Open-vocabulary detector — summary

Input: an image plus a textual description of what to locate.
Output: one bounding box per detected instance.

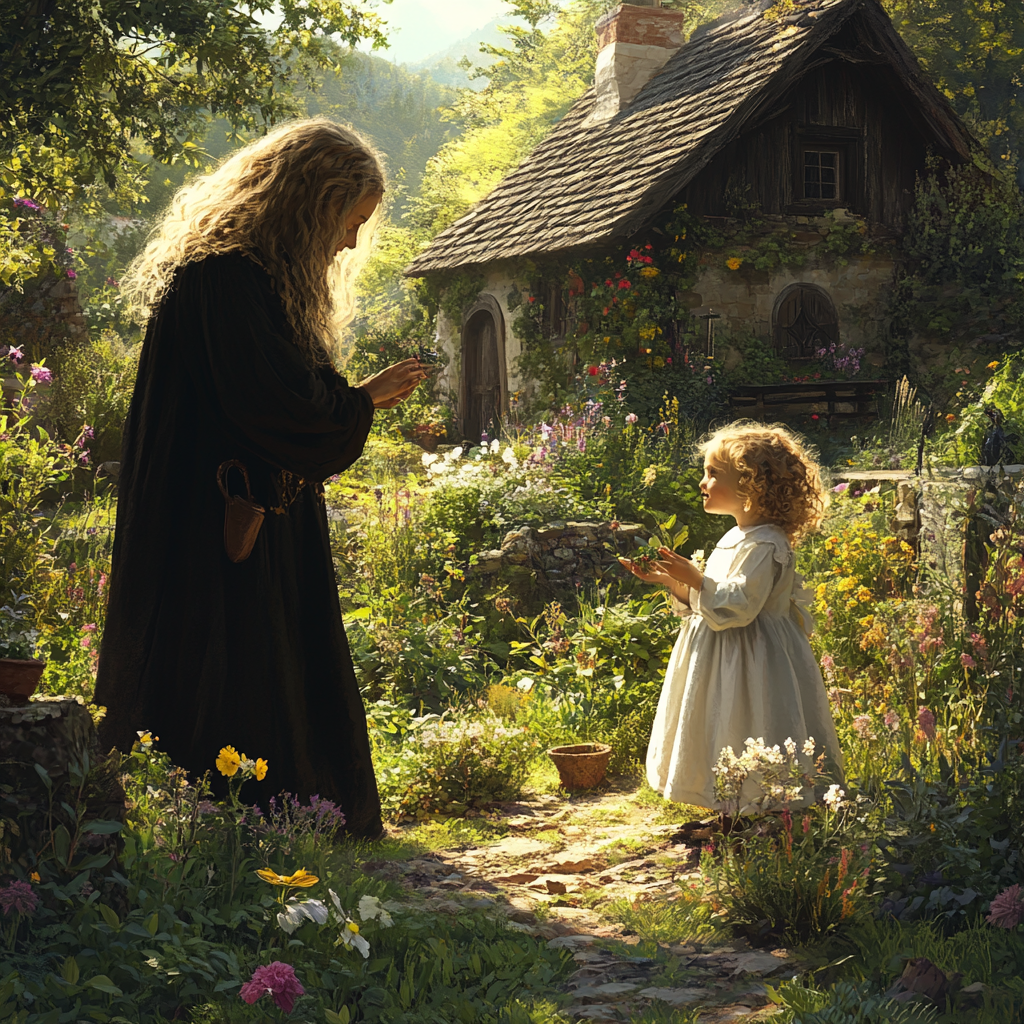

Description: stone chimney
[585,0,687,126]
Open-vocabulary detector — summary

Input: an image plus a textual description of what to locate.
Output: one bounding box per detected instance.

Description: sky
[371,0,510,64]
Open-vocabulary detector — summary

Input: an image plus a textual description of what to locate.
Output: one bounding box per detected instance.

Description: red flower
[528,296,535,304]
[645,243,652,250]
[588,365,600,376]
[666,357,672,364]
[811,414,819,421]
[643,256,653,264]
[618,280,631,289]
[605,279,613,287]
[603,307,609,315]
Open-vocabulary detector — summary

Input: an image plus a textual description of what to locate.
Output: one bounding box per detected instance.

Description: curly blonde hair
[121,118,385,365]
[697,421,828,545]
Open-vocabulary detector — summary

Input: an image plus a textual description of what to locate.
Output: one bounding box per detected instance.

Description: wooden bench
[728,378,888,422]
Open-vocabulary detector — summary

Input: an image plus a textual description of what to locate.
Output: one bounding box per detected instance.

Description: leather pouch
[217,460,265,563]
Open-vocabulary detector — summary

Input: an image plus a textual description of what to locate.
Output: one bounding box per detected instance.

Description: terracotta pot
[547,742,612,790]
[0,658,45,703]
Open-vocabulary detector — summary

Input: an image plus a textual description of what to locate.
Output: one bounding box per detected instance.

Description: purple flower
[986,884,1024,929]
[833,482,849,493]
[30,364,52,384]
[7,345,24,364]
[960,653,976,669]
[0,880,40,916]
[66,269,76,280]
[706,376,713,385]
[240,961,305,1013]
[917,706,937,741]
[78,450,91,466]
[13,197,41,211]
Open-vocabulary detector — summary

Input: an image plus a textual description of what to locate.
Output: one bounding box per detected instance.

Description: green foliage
[768,978,938,1023]
[374,714,536,820]
[46,331,140,466]
[0,0,388,204]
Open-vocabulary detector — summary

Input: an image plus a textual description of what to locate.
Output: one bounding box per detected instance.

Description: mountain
[410,16,523,90]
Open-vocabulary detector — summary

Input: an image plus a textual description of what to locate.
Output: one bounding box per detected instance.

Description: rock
[637,987,705,1006]
[494,872,540,884]
[546,856,598,874]
[572,982,639,1001]
[547,934,599,949]
[487,836,552,859]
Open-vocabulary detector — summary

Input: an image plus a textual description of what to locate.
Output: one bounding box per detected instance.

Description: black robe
[95,253,382,838]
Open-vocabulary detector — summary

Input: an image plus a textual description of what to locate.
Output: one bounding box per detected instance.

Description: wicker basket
[547,743,612,790]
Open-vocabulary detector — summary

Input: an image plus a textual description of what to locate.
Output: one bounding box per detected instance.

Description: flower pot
[547,743,612,790]
[0,658,45,703]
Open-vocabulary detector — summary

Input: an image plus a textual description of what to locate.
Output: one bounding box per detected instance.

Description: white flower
[490,438,500,454]
[276,897,328,935]
[328,889,371,957]
[502,446,518,466]
[516,677,534,692]
[784,737,797,757]
[823,783,845,811]
[422,452,439,467]
[358,894,394,927]
[450,446,464,460]
[802,737,817,758]
[642,466,657,487]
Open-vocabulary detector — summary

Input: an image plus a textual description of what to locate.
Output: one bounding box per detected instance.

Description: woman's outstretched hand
[358,358,430,409]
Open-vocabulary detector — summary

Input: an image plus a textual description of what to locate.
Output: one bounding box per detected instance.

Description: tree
[0,0,390,205]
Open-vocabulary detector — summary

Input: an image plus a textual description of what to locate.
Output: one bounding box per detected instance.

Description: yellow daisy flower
[256,868,320,888]
[726,257,742,270]
[255,758,269,781]
[216,745,241,777]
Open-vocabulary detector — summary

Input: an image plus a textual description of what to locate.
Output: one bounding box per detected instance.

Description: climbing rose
[986,885,1024,929]
[239,961,305,1013]
[0,880,39,916]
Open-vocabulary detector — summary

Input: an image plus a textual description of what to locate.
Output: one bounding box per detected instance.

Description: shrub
[374,715,536,820]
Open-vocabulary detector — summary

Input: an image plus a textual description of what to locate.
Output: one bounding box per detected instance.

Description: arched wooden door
[772,285,839,359]
[460,297,506,444]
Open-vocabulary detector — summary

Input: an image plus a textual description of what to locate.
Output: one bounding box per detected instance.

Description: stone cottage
[405,0,977,441]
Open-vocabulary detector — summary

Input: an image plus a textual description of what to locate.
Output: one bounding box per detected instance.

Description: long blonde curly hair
[697,421,828,545]
[122,118,385,365]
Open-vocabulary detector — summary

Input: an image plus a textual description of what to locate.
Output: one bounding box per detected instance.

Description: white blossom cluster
[422,440,522,484]
[417,717,523,748]
[712,735,821,814]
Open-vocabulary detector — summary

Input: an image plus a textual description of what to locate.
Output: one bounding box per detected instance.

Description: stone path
[367,782,802,1022]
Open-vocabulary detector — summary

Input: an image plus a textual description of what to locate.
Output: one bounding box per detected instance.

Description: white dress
[646,523,842,810]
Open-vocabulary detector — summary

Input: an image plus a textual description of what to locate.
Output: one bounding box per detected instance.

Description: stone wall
[470,520,648,586]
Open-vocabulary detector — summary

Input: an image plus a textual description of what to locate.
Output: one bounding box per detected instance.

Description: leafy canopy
[0,0,390,205]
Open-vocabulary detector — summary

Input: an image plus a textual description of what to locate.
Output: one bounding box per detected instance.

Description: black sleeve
[174,253,374,480]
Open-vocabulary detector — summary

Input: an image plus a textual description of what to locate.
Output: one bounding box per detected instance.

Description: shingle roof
[405,0,975,276]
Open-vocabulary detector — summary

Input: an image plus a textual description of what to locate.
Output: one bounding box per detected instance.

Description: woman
[96,119,425,838]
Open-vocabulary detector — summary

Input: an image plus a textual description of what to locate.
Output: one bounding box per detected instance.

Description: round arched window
[772,285,839,359]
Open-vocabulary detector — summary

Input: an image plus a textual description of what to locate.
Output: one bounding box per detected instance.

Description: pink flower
[802,814,811,834]
[83,623,96,632]
[917,706,937,741]
[986,884,1024,929]
[833,482,849,493]
[852,714,876,740]
[960,653,976,669]
[7,345,24,364]
[0,880,39,916]
[240,961,305,1014]
[80,635,91,649]
[884,709,900,732]
[30,364,52,384]
[66,269,76,279]
[666,356,672,364]
[706,376,713,385]
[625,413,638,424]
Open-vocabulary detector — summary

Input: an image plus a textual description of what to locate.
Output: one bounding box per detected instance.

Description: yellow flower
[255,758,269,781]
[726,257,742,270]
[988,360,999,370]
[347,921,360,934]
[216,746,241,777]
[837,577,857,592]
[856,586,873,603]
[816,583,828,601]
[256,868,320,888]
[639,266,660,278]
[30,871,40,882]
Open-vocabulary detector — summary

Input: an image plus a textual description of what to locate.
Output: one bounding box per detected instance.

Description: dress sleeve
[689,541,778,631]
[176,254,374,481]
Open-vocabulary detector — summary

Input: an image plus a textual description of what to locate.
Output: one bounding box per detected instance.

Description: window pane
[804,149,839,201]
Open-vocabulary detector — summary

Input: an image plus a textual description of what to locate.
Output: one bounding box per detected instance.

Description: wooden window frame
[787,125,864,215]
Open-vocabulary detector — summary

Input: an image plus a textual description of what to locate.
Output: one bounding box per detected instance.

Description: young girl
[622,421,842,811]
